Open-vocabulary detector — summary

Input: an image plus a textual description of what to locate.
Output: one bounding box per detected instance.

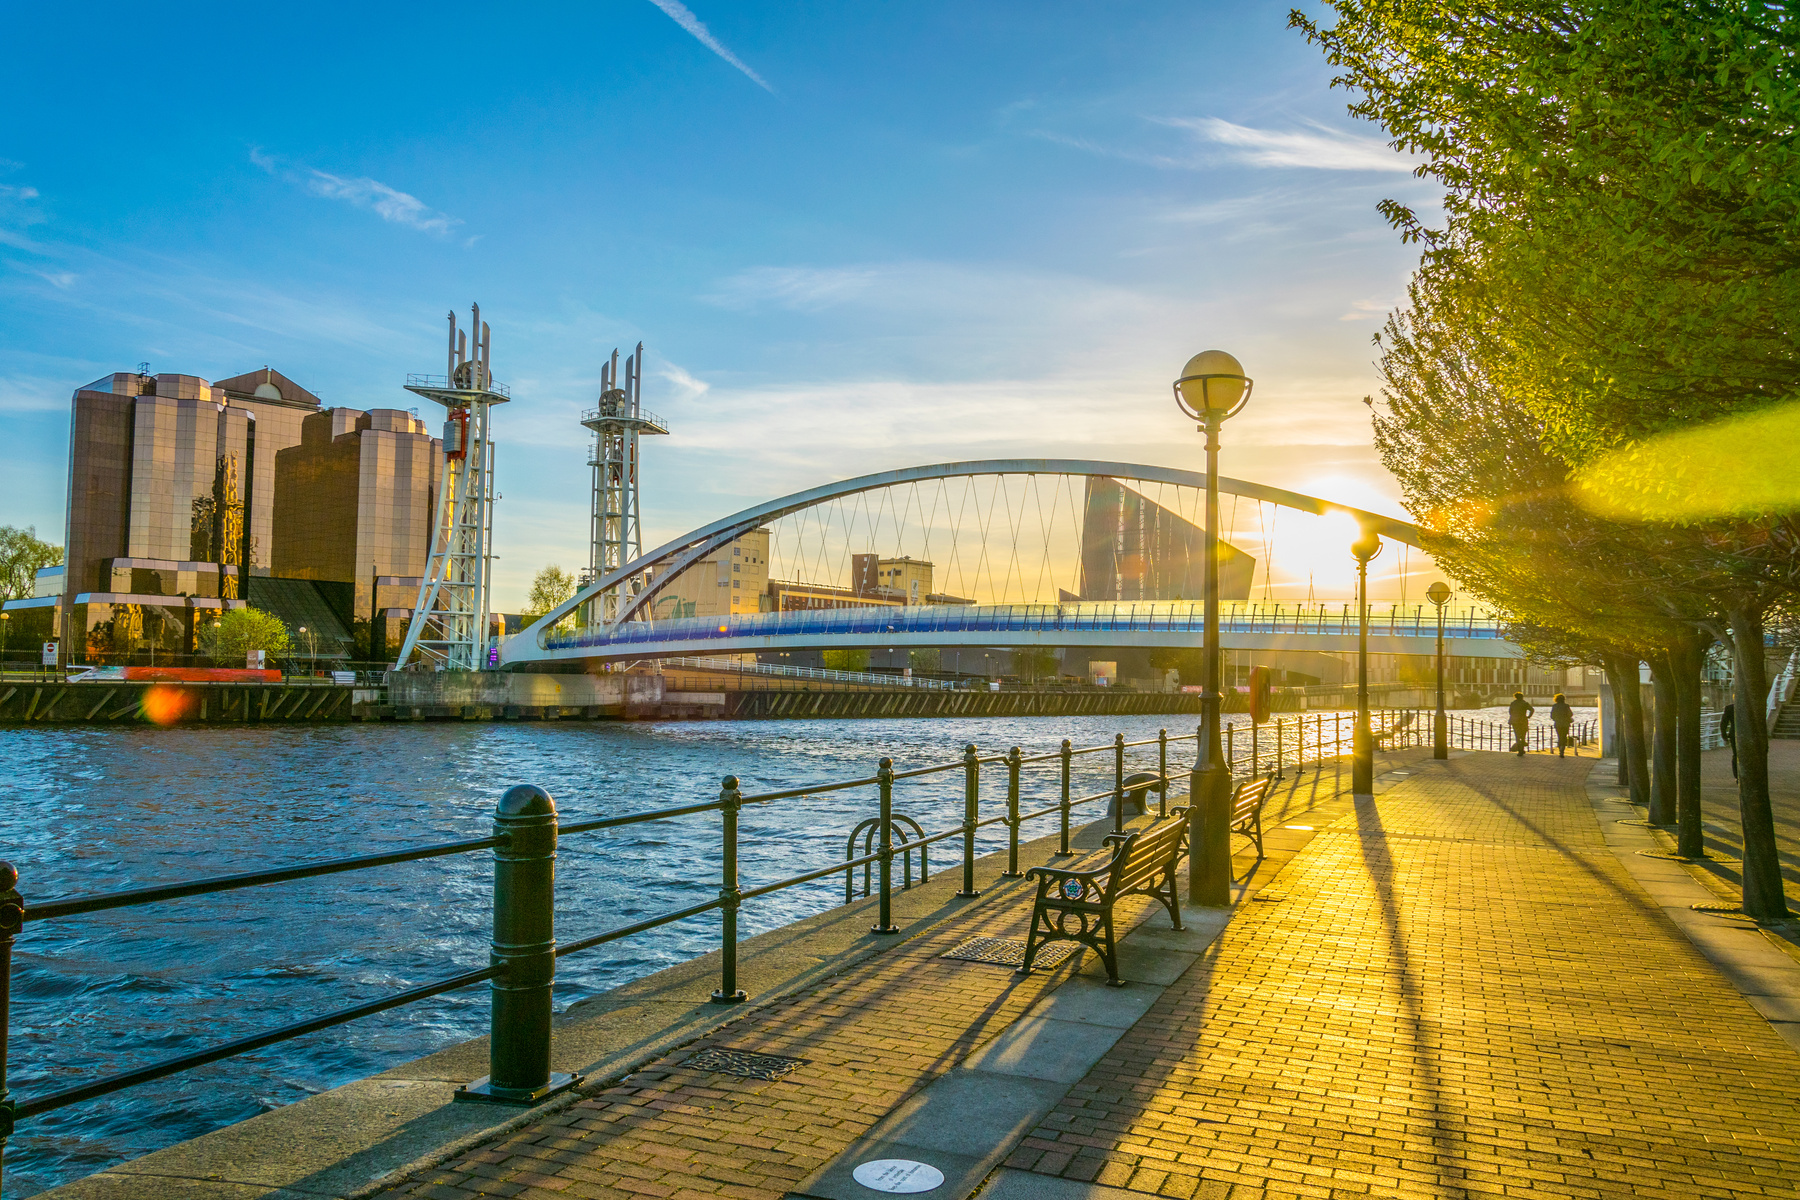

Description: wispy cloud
[0,180,50,253]
[1164,118,1421,173]
[645,0,773,93]
[250,148,463,237]
[705,266,878,312]
[1339,297,1395,322]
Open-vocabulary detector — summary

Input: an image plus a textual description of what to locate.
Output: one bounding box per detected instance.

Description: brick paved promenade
[378,753,1800,1200]
[1009,753,1800,1199]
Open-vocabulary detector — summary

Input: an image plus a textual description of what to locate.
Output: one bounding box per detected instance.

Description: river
[0,704,1588,1196]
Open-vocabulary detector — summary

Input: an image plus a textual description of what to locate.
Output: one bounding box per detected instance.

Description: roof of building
[212,367,322,409]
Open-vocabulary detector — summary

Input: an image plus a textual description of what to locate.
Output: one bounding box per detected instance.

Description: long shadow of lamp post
[1352,527,1383,799]
[1427,580,1452,760]
[1173,349,1253,906]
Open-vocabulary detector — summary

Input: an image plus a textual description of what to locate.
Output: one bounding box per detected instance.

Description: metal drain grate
[941,935,1079,970]
[684,1047,809,1081]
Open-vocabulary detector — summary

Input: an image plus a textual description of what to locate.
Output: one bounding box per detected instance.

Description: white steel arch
[510,459,1427,659]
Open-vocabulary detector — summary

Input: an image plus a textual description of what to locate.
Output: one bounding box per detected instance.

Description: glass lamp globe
[1176,350,1249,416]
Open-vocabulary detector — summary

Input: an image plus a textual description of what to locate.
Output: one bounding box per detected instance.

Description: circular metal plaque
[851,1158,945,1193]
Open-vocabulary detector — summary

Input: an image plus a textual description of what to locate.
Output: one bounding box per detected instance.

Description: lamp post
[1426,581,1452,760]
[1351,528,1383,798]
[1173,349,1253,906]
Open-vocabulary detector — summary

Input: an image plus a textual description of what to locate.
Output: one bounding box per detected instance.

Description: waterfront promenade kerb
[56,745,1798,1200]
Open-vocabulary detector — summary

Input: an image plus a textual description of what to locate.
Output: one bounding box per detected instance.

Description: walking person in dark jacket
[1550,693,1574,757]
[1721,702,1737,779]
[1508,691,1535,756]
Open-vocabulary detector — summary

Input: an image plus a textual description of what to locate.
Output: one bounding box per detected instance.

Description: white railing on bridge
[543,600,1507,653]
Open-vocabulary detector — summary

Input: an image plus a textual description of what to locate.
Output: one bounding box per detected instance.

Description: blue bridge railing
[544,601,1508,653]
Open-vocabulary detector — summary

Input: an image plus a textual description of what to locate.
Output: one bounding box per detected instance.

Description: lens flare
[141,685,197,726]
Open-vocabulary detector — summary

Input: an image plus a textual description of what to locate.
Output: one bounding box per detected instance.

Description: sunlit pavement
[375,752,1800,1200]
[1006,752,1800,1199]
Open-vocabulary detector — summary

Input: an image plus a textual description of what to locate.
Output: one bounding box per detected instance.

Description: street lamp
[1426,581,1452,760]
[1173,349,1253,906]
[1351,528,1383,798]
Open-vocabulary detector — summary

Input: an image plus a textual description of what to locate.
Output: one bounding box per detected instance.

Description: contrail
[645,0,773,92]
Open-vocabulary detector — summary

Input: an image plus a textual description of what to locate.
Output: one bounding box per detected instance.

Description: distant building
[645,528,773,620]
[273,406,441,653]
[56,366,442,665]
[1076,477,1254,602]
[774,554,973,613]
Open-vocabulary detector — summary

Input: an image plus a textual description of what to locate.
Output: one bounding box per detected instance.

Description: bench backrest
[1104,814,1188,899]
[1231,775,1273,822]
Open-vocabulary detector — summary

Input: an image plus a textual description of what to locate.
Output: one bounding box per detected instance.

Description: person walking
[1550,693,1574,757]
[1508,691,1535,756]
[1721,702,1738,780]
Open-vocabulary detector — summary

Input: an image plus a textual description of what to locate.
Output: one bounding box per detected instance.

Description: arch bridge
[498,459,1514,668]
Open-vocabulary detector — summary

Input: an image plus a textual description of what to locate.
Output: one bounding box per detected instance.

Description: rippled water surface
[0,713,1268,1197]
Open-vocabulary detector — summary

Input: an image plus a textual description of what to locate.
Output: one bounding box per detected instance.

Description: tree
[908,648,941,673]
[1146,646,1205,685]
[1013,647,1059,682]
[197,607,291,661]
[526,565,577,617]
[525,564,579,633]
[1298,0,1800,919]
[0,526,62,602]
[823,649,871,672]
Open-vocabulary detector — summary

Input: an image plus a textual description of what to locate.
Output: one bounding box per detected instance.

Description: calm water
[0,713,1246,1197]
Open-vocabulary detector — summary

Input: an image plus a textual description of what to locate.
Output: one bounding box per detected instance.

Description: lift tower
[581,344,668,624]
[396,304,510,669]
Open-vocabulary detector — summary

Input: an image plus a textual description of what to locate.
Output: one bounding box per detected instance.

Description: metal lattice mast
[582,343,667,625]
[396,303,511,670]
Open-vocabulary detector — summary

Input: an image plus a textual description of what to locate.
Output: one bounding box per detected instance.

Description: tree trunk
[1727,600,1788,920]
[1670,631,1710,859]
[1606,655,1650,807]
[1648,654,1678,825]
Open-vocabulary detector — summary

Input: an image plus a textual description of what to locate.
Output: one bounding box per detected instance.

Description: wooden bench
[1231,773,1275,858]
[1016,811,1188,986]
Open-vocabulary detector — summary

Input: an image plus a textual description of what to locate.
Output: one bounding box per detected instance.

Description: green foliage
[822,648,871,672]
[1146,646,1205,685]
[197,607,292,659]
[527,565,577,616]
[526,564,579,631]
[1012,647,1059,681]
[0,525,63,602]
[908,648,941,672]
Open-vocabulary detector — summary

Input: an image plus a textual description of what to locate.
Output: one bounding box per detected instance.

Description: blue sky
[1,1,1443,606]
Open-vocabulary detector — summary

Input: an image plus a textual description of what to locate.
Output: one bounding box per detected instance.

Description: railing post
[712,776,748,1002]
[0,862,21,1193]
[1001,746,1024,877]
[460,785,575,1103]
[1058,738,1073,855]
[1112,733,1126,834]
[958,744,981,896]
[1250,721,1259,776]
[1275,719,1284,780]
[1157,728,1169,817]
[872,758,898,933]
[1226,723,1235,773]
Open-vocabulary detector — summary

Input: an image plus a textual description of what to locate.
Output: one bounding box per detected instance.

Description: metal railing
[545,601,1510,652]
[660,655,960,690]
[0,706,1461,1186]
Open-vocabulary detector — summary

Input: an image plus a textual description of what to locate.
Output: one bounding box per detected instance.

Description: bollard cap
[498,784,556,817]
[0,861,14,891]
[722,775,740,790]
[964,743,978,754]
[878,757,892,770]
